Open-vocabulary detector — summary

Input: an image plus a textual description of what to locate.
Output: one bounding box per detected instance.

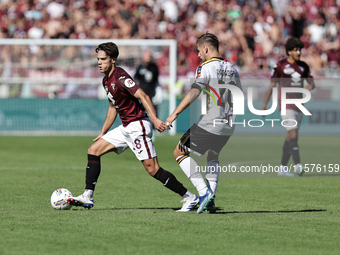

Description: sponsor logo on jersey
[291,72,301,78]
[111,83,115,91]
[124,78,135,88]
[283,67,295,75]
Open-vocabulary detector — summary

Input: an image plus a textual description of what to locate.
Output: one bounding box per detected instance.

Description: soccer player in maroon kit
[68,42,198,210]
[261,37,315,176]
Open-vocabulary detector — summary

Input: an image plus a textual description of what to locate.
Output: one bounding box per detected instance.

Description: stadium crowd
[0,0,340,77]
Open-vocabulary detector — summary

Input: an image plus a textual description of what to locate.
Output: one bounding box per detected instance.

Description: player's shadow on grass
[72,207,326,213]
[81,207,181,211]
[212,208,326,214]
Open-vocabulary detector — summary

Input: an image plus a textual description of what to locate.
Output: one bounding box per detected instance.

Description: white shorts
[101,118,157,161]
[281,109,303,131]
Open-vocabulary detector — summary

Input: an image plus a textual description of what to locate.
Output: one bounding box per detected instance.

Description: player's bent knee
[87,146,97,156]
[173,148,183,159]
[173,144,187,159]
[173,148,179,159]
[87,139,114,156]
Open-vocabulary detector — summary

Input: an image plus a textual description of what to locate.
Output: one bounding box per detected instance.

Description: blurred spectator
[28,20,44,39]
[161,0,179,23]
[308,13,326,44]
[46,0,65,19]
[288,1,307,38]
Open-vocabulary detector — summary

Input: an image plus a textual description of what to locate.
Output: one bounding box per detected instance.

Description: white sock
[176,155,207,196]
[206,160,219,194]
[83,189,93,198]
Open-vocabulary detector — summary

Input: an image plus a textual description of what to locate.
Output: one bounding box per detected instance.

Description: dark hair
[285,37,304,55]
[95,42,119,60]
[196,32,219,52]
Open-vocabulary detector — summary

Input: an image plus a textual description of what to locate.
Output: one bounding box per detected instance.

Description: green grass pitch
[0,134,339,255]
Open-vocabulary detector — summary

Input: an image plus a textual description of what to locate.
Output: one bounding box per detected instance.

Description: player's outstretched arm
[93,102,117,141]
[165,88,201,128]
[261,81,276,116]
[134,88,167,133]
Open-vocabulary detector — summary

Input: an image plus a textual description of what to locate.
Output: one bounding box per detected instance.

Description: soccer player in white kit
[166,33,242,213]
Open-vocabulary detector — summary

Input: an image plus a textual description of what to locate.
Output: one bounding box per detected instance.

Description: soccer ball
[50,188,73,210]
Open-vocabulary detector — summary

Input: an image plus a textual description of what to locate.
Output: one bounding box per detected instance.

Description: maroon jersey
[271,58,313,112]
[102,67,147,126]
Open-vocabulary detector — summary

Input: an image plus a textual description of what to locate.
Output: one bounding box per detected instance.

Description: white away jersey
[192,57,242,136]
